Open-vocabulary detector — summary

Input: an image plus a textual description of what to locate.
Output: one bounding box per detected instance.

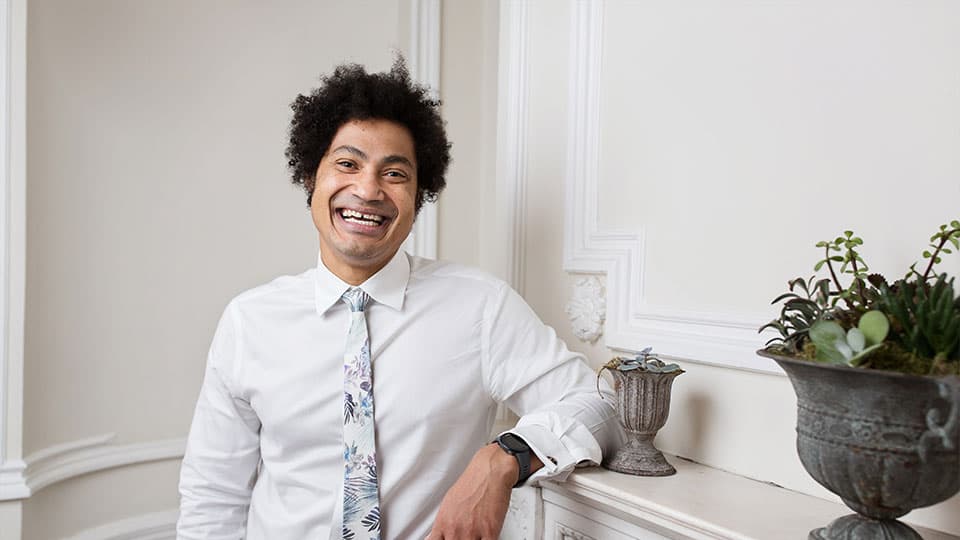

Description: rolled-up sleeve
[482,282,623,485]
[178,303,262,539]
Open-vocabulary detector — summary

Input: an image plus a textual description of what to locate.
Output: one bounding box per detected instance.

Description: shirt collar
[314,249,409,315]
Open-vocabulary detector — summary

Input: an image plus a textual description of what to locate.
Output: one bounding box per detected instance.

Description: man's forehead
[327,119,416,162]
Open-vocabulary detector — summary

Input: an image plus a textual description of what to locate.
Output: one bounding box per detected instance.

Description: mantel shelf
[539,456,958,540]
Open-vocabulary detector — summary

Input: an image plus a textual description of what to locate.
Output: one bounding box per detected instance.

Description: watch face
[499,433,530,453]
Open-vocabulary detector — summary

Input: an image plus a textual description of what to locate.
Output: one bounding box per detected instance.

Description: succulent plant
[602,347,682,374]
[597,347,683,397]
[759,276,831,354]
[761,220,960,375]
[809,310,889,366]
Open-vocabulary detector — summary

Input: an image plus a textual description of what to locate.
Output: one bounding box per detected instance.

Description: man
[177,60,620,539]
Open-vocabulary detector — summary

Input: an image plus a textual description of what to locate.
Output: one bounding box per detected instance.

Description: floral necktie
[340,288,381,539]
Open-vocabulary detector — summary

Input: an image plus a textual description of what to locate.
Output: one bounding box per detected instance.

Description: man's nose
[353,169,384,201]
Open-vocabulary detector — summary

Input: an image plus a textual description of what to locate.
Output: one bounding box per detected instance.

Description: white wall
[511,0,960,535]
[19,1,400,538]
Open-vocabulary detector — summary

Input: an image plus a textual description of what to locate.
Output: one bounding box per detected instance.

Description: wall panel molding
[0,434,185,501]
[0,0,27,504]
[561,0,775,373]
[406,0,441,260]
[495,0,529,294]
[0,456,26,499]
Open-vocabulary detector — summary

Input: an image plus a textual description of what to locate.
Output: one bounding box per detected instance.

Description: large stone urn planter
[758,350,960,540]
[602,366,683,476]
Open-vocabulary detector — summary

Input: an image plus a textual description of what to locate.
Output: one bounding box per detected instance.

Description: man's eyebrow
[329,146,413,168]
[330,145,367,160]
[381,155,415,168]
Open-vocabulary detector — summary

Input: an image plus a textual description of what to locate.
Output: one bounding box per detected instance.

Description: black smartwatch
[496,433,533,488]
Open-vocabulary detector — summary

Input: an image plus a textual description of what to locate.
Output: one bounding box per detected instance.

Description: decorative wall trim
[0,434,186,501]
[0,456,26,499]
[407,0,441,260]
[495,0,530,294]
[565,276,605,344]
[63,509,178,540]
[561,0,776,373]
[556,523,597,540]
[0,0,27,496]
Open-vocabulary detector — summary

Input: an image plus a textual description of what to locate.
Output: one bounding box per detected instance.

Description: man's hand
[426,443,541,540]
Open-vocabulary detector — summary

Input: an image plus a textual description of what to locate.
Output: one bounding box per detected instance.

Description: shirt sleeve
[177,302,262,539]
[482,281,623,485]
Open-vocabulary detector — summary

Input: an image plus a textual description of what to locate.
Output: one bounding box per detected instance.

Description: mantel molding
[561,0,777,373]
[541,462,957,540]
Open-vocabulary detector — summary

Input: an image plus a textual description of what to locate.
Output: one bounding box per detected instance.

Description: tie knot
[341,288,370,312]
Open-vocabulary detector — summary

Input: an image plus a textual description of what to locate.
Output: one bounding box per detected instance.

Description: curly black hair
[285,58,451,212]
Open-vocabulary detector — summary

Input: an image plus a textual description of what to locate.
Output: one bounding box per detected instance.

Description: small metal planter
[759,350,960,540]
[602,365,684,476]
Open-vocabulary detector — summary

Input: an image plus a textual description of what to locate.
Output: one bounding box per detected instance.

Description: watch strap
[496,433,532,488]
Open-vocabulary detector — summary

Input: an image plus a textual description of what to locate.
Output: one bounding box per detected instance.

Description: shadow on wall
[670,391,710,456]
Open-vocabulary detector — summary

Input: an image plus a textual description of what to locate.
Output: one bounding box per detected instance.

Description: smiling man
[313,119,417,285]
[177,60,621,540]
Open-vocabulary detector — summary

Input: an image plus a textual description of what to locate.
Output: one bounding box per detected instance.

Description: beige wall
[22,0,400,537]
[437,1,500,273]
[22,461,180,540]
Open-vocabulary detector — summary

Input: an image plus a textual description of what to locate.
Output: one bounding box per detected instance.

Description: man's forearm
[427,443,542,539]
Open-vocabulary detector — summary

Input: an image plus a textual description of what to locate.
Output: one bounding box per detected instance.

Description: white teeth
[340,209,384,224]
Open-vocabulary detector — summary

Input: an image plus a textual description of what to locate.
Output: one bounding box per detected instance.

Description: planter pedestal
[759,350,960,540]
[811,514,922,540]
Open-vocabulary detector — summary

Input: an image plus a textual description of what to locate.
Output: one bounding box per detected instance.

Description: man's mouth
[338,208,388,227]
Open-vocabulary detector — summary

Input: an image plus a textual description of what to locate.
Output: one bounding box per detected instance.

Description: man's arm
[484,281,621,482]
[428,282,622,538]
[177,304,262,540]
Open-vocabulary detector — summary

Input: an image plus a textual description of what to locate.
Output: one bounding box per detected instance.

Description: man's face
[312,119,418,284]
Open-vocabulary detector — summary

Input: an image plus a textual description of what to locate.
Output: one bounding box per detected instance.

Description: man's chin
[334,243,399,268]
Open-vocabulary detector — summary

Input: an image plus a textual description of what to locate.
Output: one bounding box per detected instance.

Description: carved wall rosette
[565,276,606,343]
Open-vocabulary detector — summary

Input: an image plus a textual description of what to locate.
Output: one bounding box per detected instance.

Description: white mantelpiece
[505,457,959,540]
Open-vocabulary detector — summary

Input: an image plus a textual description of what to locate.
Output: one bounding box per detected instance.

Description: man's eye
[336,160,356,169]
[384,170,407,179]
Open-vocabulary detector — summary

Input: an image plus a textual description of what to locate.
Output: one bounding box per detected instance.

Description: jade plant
[761,220,960,376]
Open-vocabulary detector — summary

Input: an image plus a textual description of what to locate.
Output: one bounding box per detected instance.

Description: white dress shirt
[177,250,621,539]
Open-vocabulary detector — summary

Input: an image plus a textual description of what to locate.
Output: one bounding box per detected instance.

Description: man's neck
[320,253,390,286]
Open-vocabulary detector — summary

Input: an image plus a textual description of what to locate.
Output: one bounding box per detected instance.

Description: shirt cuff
[500,411,603,486]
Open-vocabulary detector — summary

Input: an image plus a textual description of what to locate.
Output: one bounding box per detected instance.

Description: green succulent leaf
[846,328,866,353]
[849,343,884,366]
[810,321,850,365]
[858,311,890,346]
